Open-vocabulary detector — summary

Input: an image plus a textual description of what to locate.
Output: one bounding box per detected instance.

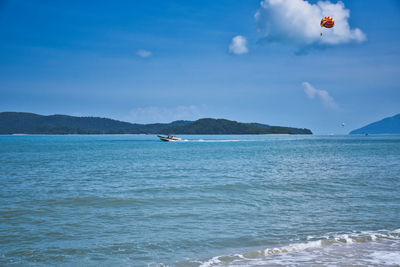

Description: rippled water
[1,135,399,266]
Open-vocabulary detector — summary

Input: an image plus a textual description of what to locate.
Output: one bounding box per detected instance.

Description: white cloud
[229,35,249,55]
[136,49,152,58]
[255,0,366,45]
[302,82,340,110]
[127,105,206,123]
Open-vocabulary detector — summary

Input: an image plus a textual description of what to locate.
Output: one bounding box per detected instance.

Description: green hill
[0,112,143,134]
[0,112,312,135]
[160,118,311,135]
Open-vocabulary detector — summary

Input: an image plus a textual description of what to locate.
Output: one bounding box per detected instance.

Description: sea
[0,134,399,266]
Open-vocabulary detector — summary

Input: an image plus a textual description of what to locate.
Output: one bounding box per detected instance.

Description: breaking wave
[196,229,400,266]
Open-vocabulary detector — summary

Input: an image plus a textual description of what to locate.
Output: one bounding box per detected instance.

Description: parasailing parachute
[320,16,335,28]
[320,16,334,36]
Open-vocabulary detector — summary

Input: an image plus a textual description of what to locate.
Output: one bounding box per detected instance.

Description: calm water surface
[0,135,399,266]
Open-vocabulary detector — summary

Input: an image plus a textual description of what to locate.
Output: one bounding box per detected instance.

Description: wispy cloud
[302,82,340,110]
[127,105,206,123]
[229,35,249,55]
[255,0,366,45]
[136,49,152,58]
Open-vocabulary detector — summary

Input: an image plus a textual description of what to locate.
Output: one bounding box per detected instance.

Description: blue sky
[0,0,399,134]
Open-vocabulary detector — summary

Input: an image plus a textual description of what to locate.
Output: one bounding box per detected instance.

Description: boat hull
[157,135,181,142]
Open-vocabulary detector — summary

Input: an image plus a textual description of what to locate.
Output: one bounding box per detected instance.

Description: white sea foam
[199,256,222,267]
[197,229,400,266]
[264,239,322,255]
[368,251,400,265]
[147,263,171,267]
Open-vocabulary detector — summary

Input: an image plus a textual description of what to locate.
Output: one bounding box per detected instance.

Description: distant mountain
[0,112,312,135]
[160,118,311,135]
[350,113,400,134]
[0,112,142,134]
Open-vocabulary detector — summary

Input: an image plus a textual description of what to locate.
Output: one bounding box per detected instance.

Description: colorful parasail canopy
[320,16,335,28]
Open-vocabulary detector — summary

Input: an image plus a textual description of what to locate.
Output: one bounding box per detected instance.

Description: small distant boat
[157,135,181,142]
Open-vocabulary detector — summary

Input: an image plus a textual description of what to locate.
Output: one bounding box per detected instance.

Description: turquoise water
[1,135,400,266]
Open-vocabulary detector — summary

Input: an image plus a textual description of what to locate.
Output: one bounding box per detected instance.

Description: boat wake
[195,139,242,142]
[180,139,255,143]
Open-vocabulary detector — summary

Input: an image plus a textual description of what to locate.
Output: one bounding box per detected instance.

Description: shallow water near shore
[1,134,399,266]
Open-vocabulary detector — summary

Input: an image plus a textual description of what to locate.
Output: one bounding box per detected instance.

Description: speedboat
[157,135,181,142]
